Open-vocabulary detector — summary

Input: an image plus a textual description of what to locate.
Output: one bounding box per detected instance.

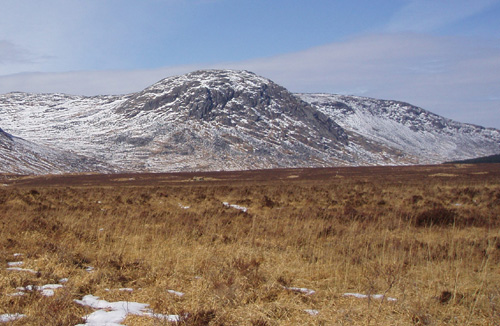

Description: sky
[1,0,499,129]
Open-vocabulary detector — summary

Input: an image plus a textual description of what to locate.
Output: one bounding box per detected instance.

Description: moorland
[1,164,499,325]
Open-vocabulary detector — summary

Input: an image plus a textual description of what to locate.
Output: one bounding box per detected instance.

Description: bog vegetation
[0,164,499,325]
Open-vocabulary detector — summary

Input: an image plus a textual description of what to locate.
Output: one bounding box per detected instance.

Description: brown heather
[0,164,499,325]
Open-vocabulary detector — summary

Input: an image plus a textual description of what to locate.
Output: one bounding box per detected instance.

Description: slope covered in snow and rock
[0,128,112,175]
[298,93,500,164]
[0,69,498,174]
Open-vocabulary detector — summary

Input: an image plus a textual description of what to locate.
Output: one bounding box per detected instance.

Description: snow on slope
[0,128,112,174]
[0,70,353,172]
[299,93,500,164]
[0,70,499,175]
[111,69,353,170]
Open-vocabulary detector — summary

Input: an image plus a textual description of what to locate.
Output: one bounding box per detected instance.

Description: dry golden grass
[0,164,499,325]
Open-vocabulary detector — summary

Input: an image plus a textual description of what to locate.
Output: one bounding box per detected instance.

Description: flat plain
[1,164,499,325]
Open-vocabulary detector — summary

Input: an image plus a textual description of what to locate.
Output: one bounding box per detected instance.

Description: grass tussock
[0,164,500,325]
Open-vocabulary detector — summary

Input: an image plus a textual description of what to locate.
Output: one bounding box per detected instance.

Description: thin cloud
[0,41,33,64]
[231,33,469,92]
[231,33,500,128]
[386,0,500,32]
[0,65,202,95]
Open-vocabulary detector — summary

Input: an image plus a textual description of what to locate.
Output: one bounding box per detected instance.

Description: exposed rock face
[0,69,499,174]
[0,128,13,144]
[115,69,355,171]
[116,69,348,149]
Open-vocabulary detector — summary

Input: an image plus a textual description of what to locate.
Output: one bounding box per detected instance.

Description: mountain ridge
[0,69,499,174]
[299,93,500,164]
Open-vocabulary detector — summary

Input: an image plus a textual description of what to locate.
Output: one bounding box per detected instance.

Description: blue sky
[1,0,499,128]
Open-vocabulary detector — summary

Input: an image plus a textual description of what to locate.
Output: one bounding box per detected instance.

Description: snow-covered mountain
[0,69,498,174]
[298,94,500,163]
[0,128,113,175]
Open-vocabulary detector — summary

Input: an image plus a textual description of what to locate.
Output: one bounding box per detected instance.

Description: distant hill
[446,154,500,164]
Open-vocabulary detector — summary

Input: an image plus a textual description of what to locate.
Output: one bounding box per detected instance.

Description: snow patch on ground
[75,295,182,325]
[223,202,248,213]
[13,284,64,297]
[6,267,38,274]
[0,314,25,323]
[178,203,190,209]
[6,260,37,273]
[283,286,316,296]
[167,289,185,297]
[343,292,397,301]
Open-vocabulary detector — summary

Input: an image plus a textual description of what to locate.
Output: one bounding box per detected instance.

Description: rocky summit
[0,69,499,174]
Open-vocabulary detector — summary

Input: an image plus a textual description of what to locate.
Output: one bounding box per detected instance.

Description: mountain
[0,69,499,174]
[0,70,357,172]
[298,94,500,164]
[0,128,113,175]
[110,69,351,170]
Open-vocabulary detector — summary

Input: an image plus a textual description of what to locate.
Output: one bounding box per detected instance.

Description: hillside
[299,93,500,164]
[0,128,113,175]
